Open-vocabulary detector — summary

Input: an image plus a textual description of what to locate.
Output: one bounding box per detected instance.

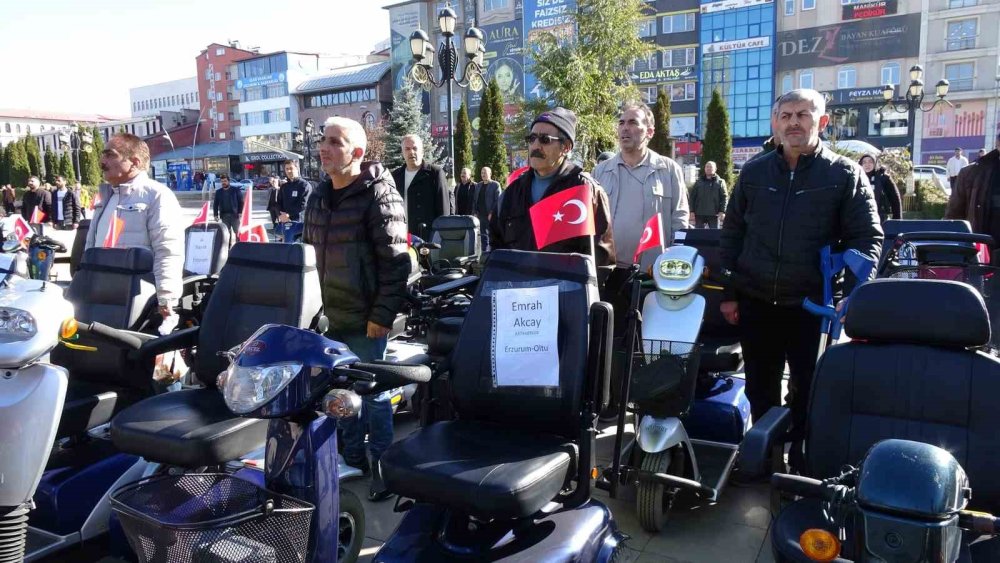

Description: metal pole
[446,37,456,181]
[72,135,81,181]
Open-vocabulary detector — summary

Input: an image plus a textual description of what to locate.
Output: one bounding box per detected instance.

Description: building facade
[196,41,260,144]
[0,109,124,148]
[129,77,199,118]
[917,0,1000,164]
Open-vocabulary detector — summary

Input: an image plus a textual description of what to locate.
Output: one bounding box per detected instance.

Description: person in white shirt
[947,148,970,186]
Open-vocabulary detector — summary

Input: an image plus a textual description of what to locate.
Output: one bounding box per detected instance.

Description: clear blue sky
[0,0,398,116]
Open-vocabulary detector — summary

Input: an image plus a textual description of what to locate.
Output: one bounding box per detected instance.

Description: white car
[912,165,951,196]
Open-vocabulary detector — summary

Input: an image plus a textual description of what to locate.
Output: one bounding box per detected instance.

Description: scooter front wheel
[636,447,685,533]
[338,488,366,563]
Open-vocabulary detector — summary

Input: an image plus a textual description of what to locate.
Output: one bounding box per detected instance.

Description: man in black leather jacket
[302,116,410,502]
[720,89,882,437]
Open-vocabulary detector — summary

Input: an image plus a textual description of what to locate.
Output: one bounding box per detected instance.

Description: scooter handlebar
[959,510,1000,535]
[771,473,830,501]
[350,361,432,394]
[79,321,145,351]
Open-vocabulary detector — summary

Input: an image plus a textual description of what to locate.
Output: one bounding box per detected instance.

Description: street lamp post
[879,65,952,152]
[58,122,93,180]
[409,7,487,180]
[304,118,315,179]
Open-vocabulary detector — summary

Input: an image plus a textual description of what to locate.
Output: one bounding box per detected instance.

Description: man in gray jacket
[689,161,727,228]
[88,133,185,319]
[474,166,501,250]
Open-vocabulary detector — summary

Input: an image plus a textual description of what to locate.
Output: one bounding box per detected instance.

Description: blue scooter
[103,323,431,563]
[277,220,304,244]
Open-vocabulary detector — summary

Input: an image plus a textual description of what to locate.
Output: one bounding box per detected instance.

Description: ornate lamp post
[57,122,94,180]
[304,118,315,179]
[879,64,952,115]
[409,7,486,179]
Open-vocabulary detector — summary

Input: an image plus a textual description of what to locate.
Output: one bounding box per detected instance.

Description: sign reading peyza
[492,285,560,387]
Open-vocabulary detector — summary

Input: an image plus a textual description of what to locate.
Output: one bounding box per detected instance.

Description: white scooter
[0,252,75,560]
[600,245,754,532]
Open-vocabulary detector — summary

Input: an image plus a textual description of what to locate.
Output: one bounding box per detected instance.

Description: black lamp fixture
[409,6,487,179]
[879,64,952,115]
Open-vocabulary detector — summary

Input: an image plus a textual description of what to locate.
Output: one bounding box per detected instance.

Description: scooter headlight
[221,362,303,414]
[0,307,36,340]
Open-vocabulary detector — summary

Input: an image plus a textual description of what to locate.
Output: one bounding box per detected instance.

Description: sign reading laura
[492,285,560,387]
[777,12,919,71]
[629,66,696,85]
[843,0,897,20]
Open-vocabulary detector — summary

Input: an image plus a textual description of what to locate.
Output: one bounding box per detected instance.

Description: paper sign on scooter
[492,285,560,387]
[184,231,216,275]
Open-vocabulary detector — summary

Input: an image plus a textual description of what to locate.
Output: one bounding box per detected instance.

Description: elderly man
[490,107,615,271]
[593,101,689,270]
[302,116,410,502]
[689,161,727,228]
[473,166,502,250]
[87,133,185,321]
[454,167,476,216]
[391,134,450,240]
[720,89,882,445]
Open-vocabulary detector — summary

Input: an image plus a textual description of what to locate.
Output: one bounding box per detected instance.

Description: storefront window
[869,108,909,137]
[826,108,860,139]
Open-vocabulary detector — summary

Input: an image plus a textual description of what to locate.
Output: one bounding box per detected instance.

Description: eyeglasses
[525,133,564,146]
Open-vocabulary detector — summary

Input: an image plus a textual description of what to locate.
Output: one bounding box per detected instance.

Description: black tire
[636,447,685,533]
[338,488,366,563]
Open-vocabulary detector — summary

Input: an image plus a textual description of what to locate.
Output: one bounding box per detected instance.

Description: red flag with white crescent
[11,216,32,243]
[528,184,595,249]
[102,209,124,248]
[192,202,210,225]
[633,213,664,264]
[506,166,530,187]
[239,223,269,243]
[239,189,252,231]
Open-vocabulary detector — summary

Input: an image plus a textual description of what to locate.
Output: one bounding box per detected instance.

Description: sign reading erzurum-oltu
[492,285,560,387]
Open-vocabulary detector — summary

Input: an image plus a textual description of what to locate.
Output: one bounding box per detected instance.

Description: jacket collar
[775,142,825,172]
[107,171,149,197]
[323,161,389,199]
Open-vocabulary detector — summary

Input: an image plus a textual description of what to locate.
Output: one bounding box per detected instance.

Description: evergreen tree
[9,142,30,187]
[649,88,673,158]
[475,79,509,182]
[383,80,440,171]
[59,151,76,184]
[23,135,43,179]
[80,128,103,186]
[0,143,10,186]
[453,102,475,176]
[43,149,57,184]
[702,89,733,189]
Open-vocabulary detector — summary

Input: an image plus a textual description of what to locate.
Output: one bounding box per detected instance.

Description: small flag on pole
[633,213,664,264]
[29,207,46,224]
[528,184,595,249]
[102,209,124,248]
[192,202,210,225]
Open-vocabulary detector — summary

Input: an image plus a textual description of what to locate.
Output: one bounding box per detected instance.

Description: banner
[776,13,920,71]
[920,100,989,165]
[471,21,525,110]
[522,0,577,101]
[389,3,424,90]
[701,0,773,13]
[703,36,770,55]
[185,231,216,275]
[630,66,696,86]
[843,0,897,21]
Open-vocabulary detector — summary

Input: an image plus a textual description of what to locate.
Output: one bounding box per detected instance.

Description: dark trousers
[695,215,719,229]
[220,213,239,237]
[738,297,822,433]
[332,331,392,465]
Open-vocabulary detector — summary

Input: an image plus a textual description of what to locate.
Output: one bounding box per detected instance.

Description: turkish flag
[507,166,530,187]
[11,216,32,243]
[102,209,124,248]
[29,207,46,224]
[239,189,252,231]
[192,202,210,225]
[239,223,269,243]
[633,213,664,263]
[529,184,595,249]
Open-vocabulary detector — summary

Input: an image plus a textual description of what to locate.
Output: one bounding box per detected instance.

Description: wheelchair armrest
[738,406,792,478]
[137,326,200,363]
[424,275,479,297]
[454,255,474,267]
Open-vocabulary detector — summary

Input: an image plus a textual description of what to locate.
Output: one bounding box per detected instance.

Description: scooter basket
[629,340,701,418]
[110,473,313,563]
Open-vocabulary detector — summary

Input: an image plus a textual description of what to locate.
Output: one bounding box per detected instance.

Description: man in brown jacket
[945,131,1000,243]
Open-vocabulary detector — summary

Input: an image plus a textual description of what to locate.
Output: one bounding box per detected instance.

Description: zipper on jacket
[772,169,794,304]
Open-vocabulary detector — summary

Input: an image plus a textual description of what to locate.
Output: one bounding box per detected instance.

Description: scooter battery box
[685,376,751,444]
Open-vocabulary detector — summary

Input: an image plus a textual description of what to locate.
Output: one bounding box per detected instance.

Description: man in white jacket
[87,133,185,319]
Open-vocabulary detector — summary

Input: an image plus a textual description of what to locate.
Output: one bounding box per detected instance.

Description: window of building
[641,86,658,104]
[216,48,225,56]
[781,74,793,94]
[216,92,223,102]
[215,72,221,81]
[826,108,860,139]
[662,12,695,34]
[784,0,794,15]
[219,132,226,139]
[949,0,978,7]
[484,0,508,11]
[238,54,289,80]
[945,61,975,90]
[869,108,908,137]
[16,124,20,134]
[638,18,656,38]
[799,69,814,89]
[837,66,857,89]
[670,82,696,102]
[25,125,31,134]
[881,62,900,86]
[4,124,10,133]
[634,52,658,72]
[946,19,977,51]
[802,0,815,9]
[265,83,288,98]
[663,47,696,68]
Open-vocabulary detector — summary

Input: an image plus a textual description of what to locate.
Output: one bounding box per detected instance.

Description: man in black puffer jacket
[720,89,882,440]
[302,116,410,502]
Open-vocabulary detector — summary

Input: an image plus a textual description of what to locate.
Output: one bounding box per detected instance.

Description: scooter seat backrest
[675,228,738,341]
[450,250,597,439]
[183,222,230,277]
[808,278,1000,512]
[52,247,157,390]
[430,215,480,264]
[69,219,90,276]
[194,242,323,388]
[879,219,972,267]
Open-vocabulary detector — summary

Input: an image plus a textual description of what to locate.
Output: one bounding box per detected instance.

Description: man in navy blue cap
[489,107,616,269]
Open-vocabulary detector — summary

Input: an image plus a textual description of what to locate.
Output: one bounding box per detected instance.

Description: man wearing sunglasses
[489,107,616,270]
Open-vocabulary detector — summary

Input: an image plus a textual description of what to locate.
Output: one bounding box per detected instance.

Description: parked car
[913,165,951,196]
[253,177,272,190]
[229,179,253,193]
